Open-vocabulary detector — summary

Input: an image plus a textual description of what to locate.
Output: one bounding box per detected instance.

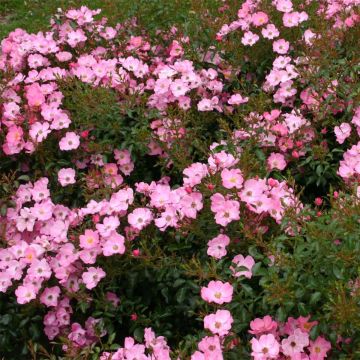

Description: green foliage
[0,0,223,42]
[0,294,48,359]
[261,197,360,354]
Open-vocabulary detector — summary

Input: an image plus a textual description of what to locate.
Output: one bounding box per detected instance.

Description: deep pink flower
[106,292,120,307]
[249,315,278,335]
[252,12,269,26]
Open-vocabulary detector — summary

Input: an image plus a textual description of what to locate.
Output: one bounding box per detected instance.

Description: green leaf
[310,292,322,305]
[332,265,344,279]
[133,328,143,342]
[176,287,187,304]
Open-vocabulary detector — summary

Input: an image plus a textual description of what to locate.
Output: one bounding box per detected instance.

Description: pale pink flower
[231,254,255,278]
[56,51,72,62]
[180,192,203,219]
[207,234,230,259]
[28,258,52,279]
[0,273,12,292]
[197,98,214,111]
[228,93,248,105]
[170,79,189,97]
[198,336,222,359]
[334,122,351,144]
[241,31,260,46]
[221,168,244,189]
[191,351,206,360]
[273,39,290,54]
[96,216,120,237]
[251,334,280,359]
[282,329,309,357]
[16,208,36,232]
[3,102,20,120]
[31,200,53,221]
[119,162,134,176]
[267,153,287,171]
[276,0,293,13]
[303,29,317,45]
[25,83,45,107]
[262,24,279,39]
[68,323,86,346]
[214,200,240,226]
[102,232,125,256]
[59,132,80,151]
[40,286,61,307]
[29,122,50,142]
[201,280,233,304]
[82,266,106,289]
[67,29,87,47]
[154,206,178,231]
[154,78,172,94]
[128,208,153,230]
[79,229,100,249]
[58,168,76,186]
[309,336,331,360]
[15,284,37,304]
[183,163,208,187]
[204,309,233,336]
[283,12,301,27]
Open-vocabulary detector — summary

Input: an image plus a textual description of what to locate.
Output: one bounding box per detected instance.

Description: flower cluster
[249,315,331,360]
[100,328,171,360]
[0,6,234,157]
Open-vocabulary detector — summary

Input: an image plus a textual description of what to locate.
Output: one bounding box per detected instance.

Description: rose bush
[0,1,359,359]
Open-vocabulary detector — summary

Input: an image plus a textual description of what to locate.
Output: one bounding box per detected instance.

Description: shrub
[0,1,359,359]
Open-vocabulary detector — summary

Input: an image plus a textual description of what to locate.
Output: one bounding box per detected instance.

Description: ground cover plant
[0,0,359,359]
